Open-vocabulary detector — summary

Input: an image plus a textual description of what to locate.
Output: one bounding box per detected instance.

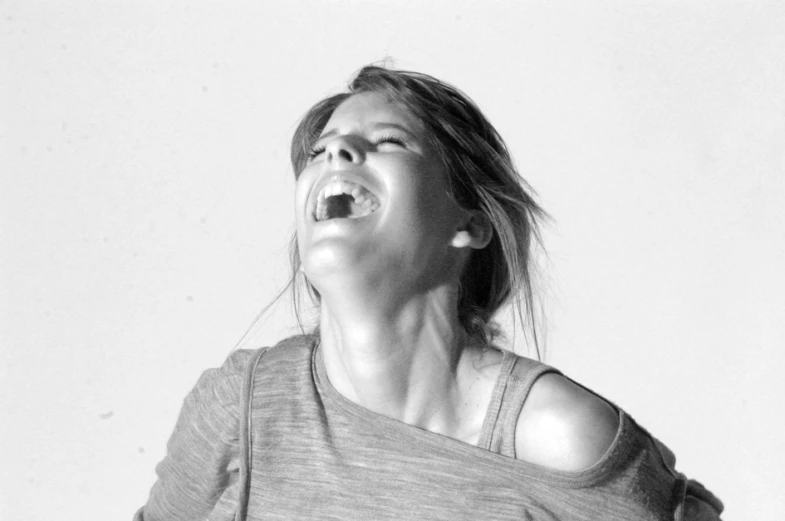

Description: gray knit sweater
[135,335,723,520]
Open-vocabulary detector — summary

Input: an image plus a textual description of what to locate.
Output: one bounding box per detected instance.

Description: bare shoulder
[514,371,620,472]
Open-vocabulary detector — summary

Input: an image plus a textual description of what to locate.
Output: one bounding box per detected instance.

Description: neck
[317,287,482,438]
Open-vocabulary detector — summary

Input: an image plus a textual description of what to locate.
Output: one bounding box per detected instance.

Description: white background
[2,1,784,519]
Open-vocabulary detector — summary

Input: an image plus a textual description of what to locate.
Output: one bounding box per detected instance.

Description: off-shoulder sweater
[134,335,723,520]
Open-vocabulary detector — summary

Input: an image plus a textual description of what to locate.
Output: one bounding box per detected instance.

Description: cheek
[395,156,448,203]
[413,169,462,224]
[294,187,307,224]
[294,171,315,222]
[293,172,316,252]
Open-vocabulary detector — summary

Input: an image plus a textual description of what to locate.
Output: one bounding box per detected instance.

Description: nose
[325,136,364,166]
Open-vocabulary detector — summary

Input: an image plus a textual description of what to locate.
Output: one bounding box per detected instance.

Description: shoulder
[180,337,313,428]
[184,348,257,417]
[198,335,315,393]
[514,369,620,472]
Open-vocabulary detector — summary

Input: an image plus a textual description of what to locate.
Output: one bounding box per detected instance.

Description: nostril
[325,137,361,164]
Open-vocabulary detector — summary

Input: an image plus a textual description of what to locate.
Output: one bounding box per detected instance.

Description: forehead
[322,91,423,134]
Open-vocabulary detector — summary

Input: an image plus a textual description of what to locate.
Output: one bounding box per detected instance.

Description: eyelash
[374,134,407,147]
[307,134,407,160]
[307,145,326,160]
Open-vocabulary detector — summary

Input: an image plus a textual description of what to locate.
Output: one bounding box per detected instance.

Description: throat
[316,323,501,445]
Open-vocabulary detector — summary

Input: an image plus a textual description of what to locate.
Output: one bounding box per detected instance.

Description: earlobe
[451,211,493,250]
[451,230,475,248]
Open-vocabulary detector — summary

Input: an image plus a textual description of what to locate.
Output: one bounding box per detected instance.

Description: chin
[303,241,364,280]
[303,242,388,296]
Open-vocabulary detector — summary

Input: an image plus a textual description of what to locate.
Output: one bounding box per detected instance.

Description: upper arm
[136,349,254,521]
[514,372,620,472]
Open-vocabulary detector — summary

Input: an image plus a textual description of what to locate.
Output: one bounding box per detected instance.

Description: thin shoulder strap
[236,347,268,521]
[476,349,517,451]
[494,356,561,457]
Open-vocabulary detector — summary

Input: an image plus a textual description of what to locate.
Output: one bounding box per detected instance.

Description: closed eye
[307,133,408,162]
[307,144,326,160]
[373,134,407,148]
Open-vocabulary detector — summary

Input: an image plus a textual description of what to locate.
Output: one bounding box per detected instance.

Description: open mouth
[314,178,380,222]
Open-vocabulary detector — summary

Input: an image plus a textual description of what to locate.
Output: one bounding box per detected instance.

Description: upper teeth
[315,179,380,221]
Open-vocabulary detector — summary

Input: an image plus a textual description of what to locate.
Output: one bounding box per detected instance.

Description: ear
[451,211,493,250]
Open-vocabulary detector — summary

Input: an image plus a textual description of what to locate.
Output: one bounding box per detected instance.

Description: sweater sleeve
[134,349,255,521]
[651,436,724,521]
[681,479,724,521]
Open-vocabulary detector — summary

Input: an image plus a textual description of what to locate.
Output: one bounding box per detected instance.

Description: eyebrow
[316,122,416,142]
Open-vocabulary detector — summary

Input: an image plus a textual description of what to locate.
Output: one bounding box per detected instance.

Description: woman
[135,66,723,520]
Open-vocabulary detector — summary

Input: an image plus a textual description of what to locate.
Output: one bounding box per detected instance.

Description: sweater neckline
[309,337,631,488]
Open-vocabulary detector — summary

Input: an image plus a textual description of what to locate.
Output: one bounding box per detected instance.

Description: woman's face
[295,91,471,299]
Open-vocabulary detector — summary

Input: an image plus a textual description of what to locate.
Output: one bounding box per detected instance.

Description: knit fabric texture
[135,335,723,520]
